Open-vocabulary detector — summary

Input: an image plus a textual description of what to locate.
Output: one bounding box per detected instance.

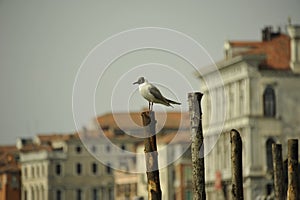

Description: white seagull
[133,77,181,110]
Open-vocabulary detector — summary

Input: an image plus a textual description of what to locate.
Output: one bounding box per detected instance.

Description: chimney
[287,24,300,73]
[262,26,281,41]
[262,26,272,41]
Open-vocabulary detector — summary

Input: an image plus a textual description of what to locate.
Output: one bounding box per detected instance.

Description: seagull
[133,77,181,110]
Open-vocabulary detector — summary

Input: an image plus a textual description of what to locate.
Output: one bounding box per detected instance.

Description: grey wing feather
[166,98,181,105]
[148,84,180,107]
[149,86,165,100]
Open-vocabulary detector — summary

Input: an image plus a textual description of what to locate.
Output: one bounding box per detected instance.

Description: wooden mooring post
[188,92,206,200]
[230,129,244,200]
[287,139,298,200]
[141,111,162,200]
[272,143,285,200]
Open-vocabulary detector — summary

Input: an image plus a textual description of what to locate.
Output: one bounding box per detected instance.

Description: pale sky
[0,0,300,144]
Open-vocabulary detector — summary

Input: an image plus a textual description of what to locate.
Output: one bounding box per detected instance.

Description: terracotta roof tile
[0,146,18,154]
[36,133,78,142]
[96,112,189,131]
[20,144,52,153]
[228,34,290,70]
[0,146,20,173]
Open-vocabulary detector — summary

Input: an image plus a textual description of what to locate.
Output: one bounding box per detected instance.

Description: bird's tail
[166,99,181,105]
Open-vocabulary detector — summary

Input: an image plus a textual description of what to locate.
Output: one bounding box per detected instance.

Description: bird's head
[133,77,146,85]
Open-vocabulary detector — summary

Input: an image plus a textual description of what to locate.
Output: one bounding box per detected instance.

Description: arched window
[55,163,62,176]
[41,186,45,200]
[76,163,82,175]
[75,145,82,153]
[56,190,62,200]
[91,163,97,174]
[106,163,112,174]
[24,189,28,200]
[121,144,126,151]
[263,86,276,117]
[31,166,35,178]
[266,138,275,172]
[76,189,82,200]
[31,186,35,200]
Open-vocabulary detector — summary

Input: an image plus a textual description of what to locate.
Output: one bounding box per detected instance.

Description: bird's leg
[150,102,154,111]
[148,102,151,111]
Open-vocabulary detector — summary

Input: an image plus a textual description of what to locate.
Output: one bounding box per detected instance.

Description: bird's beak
[133,81,138,85]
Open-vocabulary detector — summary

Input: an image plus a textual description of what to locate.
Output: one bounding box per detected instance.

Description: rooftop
[225,33,290,70]
[96,111,189,131]
[0,145,20,173]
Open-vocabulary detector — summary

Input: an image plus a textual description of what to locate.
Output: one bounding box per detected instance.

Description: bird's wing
[166,98,181,105]
[148,85,165,100]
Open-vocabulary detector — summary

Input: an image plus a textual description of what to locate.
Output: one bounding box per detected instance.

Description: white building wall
[20,137,115,200]
[200,56,300,199]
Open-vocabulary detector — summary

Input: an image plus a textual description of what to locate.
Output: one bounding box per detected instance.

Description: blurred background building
[13,111,188,200]
[0,146,21,200]
[199,23,300,199]
[18,134,114,200]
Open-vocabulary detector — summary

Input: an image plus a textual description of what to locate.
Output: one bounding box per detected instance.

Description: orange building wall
[0,172,21,200]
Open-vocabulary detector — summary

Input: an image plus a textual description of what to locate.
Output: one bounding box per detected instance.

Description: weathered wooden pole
[287,139,298,200]
[272,143,285,200]
[141,111,162,200]
[188,92,206,200]
[230,129,244,200]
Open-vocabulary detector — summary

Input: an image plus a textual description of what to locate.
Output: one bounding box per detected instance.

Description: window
[263,86,276,117]
[106,163,112,174]
[55,164,62,176]
[229,85,234,118]
[92,188,98,200]
[125,184,131,194]
[91,163,97,174]
[41,186,45,199]
[91,145,97,153]
[24,190,27,200]
[172,169,176,182]
[75,146,82,153]
[36,166,40,177]
[56,190,62,200]
[76,189,82,200]
[266,183,273,195]
[11,175,19,188]
[121,144,126,151]
[108,187,114,200]
[42,165,45,176]
[239,80,245,115]
[266,138,275,172]
[31,166,35,178]
[24,167,27,179]
[100,187,105,199]
[76,163,82,175]
[31,187,35,200]
[185,190,192,200]
[184,166,192,185]
[106,145,111,153]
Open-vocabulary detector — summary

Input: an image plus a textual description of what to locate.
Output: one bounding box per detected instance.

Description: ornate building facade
[199,24,300,199]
